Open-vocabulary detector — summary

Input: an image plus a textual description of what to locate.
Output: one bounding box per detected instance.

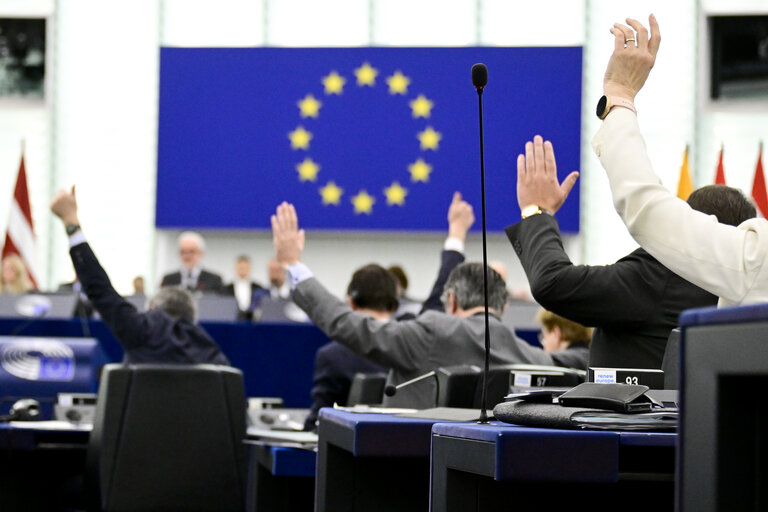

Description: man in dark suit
[160,231,223,294]
[272,201,554,409]
[508,135,756,369]
[221,255,265,321]
[304,265,393,430]
[50,186,229,365]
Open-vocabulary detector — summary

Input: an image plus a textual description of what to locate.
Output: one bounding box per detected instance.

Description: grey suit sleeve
[292,278,433,373]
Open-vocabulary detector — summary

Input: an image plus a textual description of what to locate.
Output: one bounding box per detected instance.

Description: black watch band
[65,224,81,236]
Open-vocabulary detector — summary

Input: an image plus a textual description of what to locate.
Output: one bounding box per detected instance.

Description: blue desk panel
[430,422,676,512]
[316,408,469,512]
[0,318,330,407]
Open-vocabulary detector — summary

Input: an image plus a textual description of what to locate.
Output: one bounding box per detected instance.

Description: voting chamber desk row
[1,302,767,511]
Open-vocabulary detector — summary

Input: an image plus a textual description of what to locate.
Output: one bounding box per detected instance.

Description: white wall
[2,0,767,301]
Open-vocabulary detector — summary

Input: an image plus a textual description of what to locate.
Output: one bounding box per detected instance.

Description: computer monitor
[0,335,108,419]
[679,306,768,511]
[0,293,78,319]
[196,296,238,322]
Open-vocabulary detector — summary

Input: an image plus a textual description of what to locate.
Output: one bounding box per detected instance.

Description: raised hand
[50,186,80,226]
[270,202,306,267]
[516,136,579,215]
[603,14,661,100]
[447,192,475,241]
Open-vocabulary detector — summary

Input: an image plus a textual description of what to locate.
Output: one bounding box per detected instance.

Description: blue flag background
[157,47,582,232]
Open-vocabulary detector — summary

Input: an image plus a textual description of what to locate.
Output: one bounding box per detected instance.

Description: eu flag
[157,47,582,232]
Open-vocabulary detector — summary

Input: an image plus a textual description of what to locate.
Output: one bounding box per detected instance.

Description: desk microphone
[471,63,491,424]
[384,371,440,407]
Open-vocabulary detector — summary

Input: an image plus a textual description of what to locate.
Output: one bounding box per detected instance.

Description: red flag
[714,145,726,185]
[2,150,39,288]
[751,142,768,218]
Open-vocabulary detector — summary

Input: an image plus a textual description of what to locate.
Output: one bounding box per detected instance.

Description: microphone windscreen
[384,385,397,397]
[471,63,488,88]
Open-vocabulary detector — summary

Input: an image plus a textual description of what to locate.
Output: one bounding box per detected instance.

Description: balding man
[50,187,229,365]
[161,231,223,294]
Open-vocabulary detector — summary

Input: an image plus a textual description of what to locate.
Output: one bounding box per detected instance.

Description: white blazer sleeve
[591,108,768,305]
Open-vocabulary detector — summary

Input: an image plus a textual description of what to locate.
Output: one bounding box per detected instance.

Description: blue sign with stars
[157,47,582,232]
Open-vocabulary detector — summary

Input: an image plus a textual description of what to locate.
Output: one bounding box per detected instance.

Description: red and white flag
[751,142,768,219]
[714,144,726,185]
[2,150,39,288]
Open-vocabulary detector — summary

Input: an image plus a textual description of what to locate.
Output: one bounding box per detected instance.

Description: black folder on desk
[493,401,677,431]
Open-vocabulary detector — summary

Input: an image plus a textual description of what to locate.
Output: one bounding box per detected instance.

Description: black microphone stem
[477,88,490,424]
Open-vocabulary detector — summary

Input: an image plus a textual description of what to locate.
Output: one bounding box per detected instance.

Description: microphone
[471,63,488,91]
[384,371,440,407]
[472,62,491,424]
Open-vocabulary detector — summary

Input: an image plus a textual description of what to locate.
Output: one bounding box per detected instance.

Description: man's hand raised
[603,14,661,100]
[447,192,475,242]
[516,135,579,215]
[50,186,80,226]
[271,202,305,267]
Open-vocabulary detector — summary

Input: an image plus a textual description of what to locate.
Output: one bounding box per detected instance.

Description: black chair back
[347,372,387,406]
[86,364,246,511]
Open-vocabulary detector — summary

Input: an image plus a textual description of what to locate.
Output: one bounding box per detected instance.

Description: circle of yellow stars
[288,62,441,215]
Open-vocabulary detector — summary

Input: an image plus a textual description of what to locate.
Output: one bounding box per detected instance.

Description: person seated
[536,309,592,370]
[1,254,34,294]
[508,135,755,369]
[132,275,145,296]
[304,264,395,430]
[305,190,480,426]
[388,265,421,320]
[160,231,223,294]
[593,15,768,305]
[221,255,265,321]
[266,258,290,299]
[50,187,229,365]
[271,201,556,409]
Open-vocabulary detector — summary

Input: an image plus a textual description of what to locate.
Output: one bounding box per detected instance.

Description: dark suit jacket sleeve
[420,250,465,314]
[69,242,149,350]
[293,278,432,373]
[160,272,179,287]
[505,214,657,328]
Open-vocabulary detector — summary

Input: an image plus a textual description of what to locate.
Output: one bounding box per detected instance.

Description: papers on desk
[246,427,318,446]
[570,410,678,431]
[8,420,92,431]
[332,404,419,414]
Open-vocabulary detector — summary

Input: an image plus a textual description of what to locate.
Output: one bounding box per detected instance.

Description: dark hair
[236,254,251,262]
[149,287,197,323]
[536,309,593,346]
[441,262,507,313]
[687,185,756,227]
[347,264,399,313]
[387,265,408,291]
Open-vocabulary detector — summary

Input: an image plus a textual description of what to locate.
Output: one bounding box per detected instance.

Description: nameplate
[511,370,580,388]
[588,367,665,388]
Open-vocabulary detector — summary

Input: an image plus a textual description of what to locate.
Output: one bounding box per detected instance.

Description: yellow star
[354,62,378,86]
[296,157,320,182]
[409,94,434,118]
[383,182,408,206]
[288,126,312,150]
[409,159,432,183]
[351,190,375,215]
[319,181,343,205]
[322,71,346,95]
[417,126,442,151]
[297,94,322,118]
[386,71,411,95]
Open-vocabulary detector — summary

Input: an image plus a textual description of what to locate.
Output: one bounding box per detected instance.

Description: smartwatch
[65,224,81,236]
[596,95,636,120]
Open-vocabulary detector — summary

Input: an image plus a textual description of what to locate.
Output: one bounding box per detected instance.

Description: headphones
[0,398,42,422]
